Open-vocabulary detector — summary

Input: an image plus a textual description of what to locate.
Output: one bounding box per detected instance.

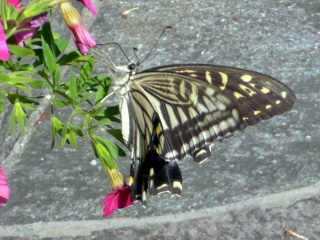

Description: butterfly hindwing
[128,111,183,203]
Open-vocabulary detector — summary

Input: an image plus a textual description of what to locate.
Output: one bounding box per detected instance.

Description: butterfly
[106,60,296,204]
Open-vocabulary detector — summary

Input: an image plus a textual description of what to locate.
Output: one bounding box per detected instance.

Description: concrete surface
[1,0,320,239]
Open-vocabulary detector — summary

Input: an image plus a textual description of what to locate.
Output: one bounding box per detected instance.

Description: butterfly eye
[128,63,137,71]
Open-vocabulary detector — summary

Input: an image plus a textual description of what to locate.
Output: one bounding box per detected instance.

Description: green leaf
[52,68,61,87]
[52,116,63,134]
[73,127,85,138]
[20,102,37,111]
[107,129,125,147]
[4,70,44,89]
[41,22,57,74]
[8,83,30,93]
[8,101,27,135]
[51,97,68,108]
[54,89,71,102]
[0,90,5,114]
[95,105,119,117]
[55,39,69,54]
[51,116,63,148]
[21,0,52,19]
[69,71,78,102]
[6,93,39,106]
[8,45,35,57]
[15,102,26,134]
[98,118,111,126]
[76,91,95,105]
[0,0,17,23]
[52,33,61,41]
[0,73,43,91]
[93,141,113,169]
[8,111,17,136]
[95,78,112,103]
[0,0,8,22]
[61,126,68,148]
[0,73,41,84]
[93,105,120,123]
[93,135,123,162]
[26,79,43,89]
[67,130,78,149]
[78,61,94,86]
[19,64,35,70]
[117,146,126,157]
[91,139,119,170]
[32,49,44,67]
[59,124,85,149]
[57,51,82,66]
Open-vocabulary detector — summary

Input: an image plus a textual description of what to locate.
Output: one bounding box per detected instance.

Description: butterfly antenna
[93,42,133,80]
[97,42,131,62]
[91,45,118,80]
[98,42,130,62]
[140,26,172,64]
[132,47,140,65]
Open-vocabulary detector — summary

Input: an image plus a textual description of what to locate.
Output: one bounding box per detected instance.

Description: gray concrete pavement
[1,0,319,239]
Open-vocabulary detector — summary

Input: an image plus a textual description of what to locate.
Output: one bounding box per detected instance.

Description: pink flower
[102,168,135,217]
[7,0,21,8]
[3,0,48,50]
[0,167,10,208]
[14,13,49,47]
[0,22,10,61]
[49,0,97,16]
[103,183,135,217]
[69,22,96,55]
[60,2,96,55]
[77,0,97,16]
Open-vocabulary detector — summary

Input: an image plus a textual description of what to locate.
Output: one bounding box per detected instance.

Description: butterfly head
[112,61,139,93]
[115,61,139,75]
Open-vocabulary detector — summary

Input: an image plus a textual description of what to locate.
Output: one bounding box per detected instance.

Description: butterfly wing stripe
[159,102,186,159]
[120,96,133,146]
[136,77,201,161]
[123,89,157,201]
[129,124,147,201]
[130,72,243,162]
[169,104,198,159]
[128,110,183,202]
[141,64,296,125]
[131,92,154,143]
[120,63,296,204]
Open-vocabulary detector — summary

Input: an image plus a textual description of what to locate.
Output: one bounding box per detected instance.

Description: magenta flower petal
[103,184,135,217]
[70,23,96,55]
[60,3,96,55]
[77,0,97,16]
[6,0,21,8]
[14,13,48,47]
[0,22,10,61]
[0,167,10,208]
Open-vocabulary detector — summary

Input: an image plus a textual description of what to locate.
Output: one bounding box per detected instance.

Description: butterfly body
[114,63,296,203]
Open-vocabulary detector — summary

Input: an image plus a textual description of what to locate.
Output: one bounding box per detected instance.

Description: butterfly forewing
[142,64,296,126]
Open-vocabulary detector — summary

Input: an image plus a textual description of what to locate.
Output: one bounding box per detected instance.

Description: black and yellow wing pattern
[117,64,296,204]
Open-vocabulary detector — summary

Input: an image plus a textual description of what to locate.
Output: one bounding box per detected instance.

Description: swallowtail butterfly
[110,61,296,204]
